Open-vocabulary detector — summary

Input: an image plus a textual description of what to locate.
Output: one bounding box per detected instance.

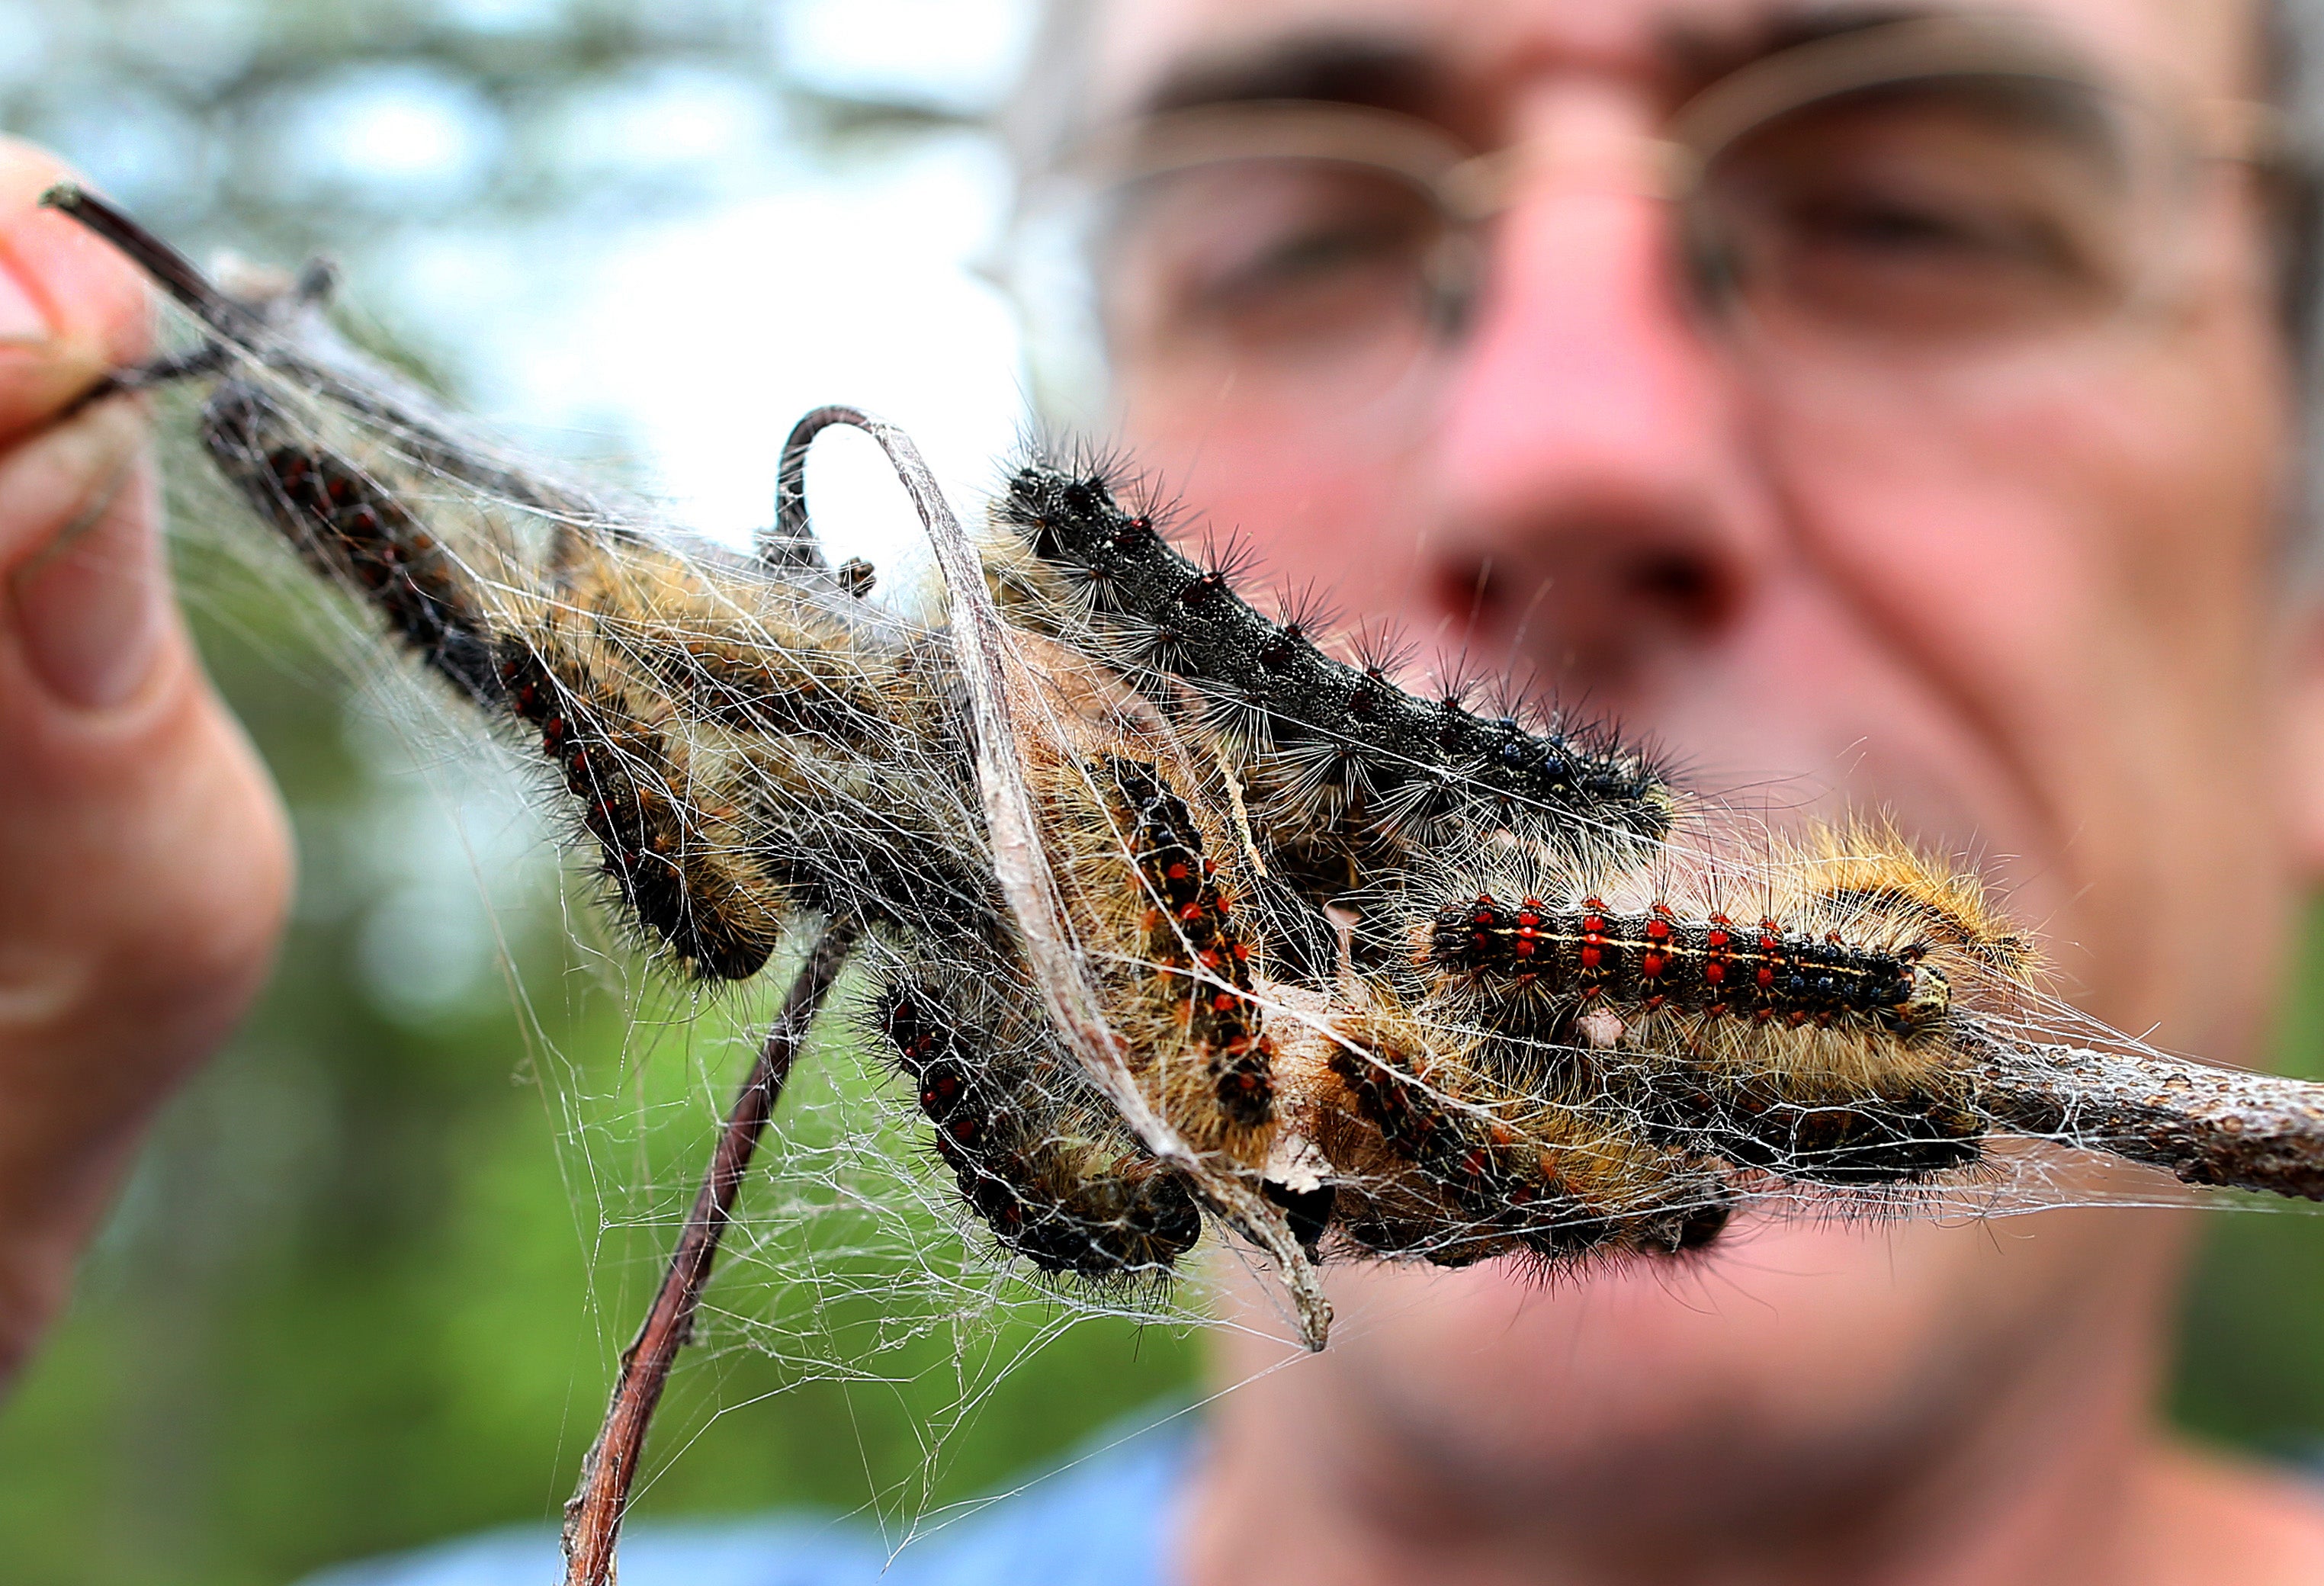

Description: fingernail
[10,410,162,709]
[0,255,51,343]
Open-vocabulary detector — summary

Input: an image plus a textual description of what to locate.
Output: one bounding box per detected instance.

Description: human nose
[1423,124,1770,693]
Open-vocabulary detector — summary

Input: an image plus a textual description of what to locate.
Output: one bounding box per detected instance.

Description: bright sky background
[422,0,1040,601]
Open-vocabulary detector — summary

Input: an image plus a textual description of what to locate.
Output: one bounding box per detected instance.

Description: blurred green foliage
[2173,920,2324,1457]
[0,557,1199,1586]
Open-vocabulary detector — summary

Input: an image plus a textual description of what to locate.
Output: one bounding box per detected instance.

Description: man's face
[1078,0,2306,1529]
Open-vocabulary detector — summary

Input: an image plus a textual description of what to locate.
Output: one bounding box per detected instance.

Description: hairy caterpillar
[876,962,1202,1281]
[1405,826,2034,1184]
[53,185,2324,1353]
[1087,754,1276,1135]
[1308,996,1737,1268]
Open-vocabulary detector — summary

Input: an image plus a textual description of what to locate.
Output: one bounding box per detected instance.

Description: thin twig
[1957,1023,2324,1199]
[41,182,265,338]
[781,406,1333,1350]
[757,404,843,572]
[560,923,859,1586]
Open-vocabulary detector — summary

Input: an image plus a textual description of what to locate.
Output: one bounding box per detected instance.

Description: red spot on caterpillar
[1107,757,1274,1129]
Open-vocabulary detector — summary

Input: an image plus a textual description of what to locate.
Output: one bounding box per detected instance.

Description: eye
[1785,191,2026,259]
[1691,71,2155,339]
[1200,214,1427,299]
[1099,158,1446,352]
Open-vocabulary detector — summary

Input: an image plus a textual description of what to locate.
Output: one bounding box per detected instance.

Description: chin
[1215,1195,2185,1507]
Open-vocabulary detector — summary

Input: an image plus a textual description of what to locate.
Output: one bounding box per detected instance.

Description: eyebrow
[1132,3,1958,123]
[1668,3,1956,92]
[1137,32,1443,120]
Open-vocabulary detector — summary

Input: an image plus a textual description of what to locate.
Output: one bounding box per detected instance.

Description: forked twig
[560,923,859,1586]
[777,406,1333,1350]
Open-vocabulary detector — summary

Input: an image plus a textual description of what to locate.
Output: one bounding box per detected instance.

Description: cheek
[1772,348,2269,701]
[1119,385,1442,625]
[1756,336,2290,1034]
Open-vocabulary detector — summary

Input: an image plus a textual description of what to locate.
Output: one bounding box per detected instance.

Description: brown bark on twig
[1957,1024,2324,1200]
[560,924,859,1586]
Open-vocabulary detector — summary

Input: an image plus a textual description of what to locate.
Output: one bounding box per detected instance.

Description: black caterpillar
[990,462,1678,924]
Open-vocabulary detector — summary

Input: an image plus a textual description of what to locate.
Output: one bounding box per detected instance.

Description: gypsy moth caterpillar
[876,964,1203,1282]
[1308,993,1735,1269]
[984,457,1680,905]
[1408,824,2035,1184]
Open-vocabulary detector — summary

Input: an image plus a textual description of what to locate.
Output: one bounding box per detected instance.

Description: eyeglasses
[1007,14,2292,419]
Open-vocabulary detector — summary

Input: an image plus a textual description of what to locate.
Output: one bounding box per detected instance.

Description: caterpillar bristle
[1346,621,1416,684]
[1267,580,1342,644]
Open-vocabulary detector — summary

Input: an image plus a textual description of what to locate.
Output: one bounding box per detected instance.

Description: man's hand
[0,139,292,1381]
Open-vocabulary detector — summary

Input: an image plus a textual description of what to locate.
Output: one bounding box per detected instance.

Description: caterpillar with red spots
[1101,756,1274,1131]
[1405,825,2034,1185]
[1307,995,1736,1268]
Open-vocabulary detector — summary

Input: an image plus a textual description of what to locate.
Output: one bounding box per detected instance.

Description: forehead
[1087,0,2263,122]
